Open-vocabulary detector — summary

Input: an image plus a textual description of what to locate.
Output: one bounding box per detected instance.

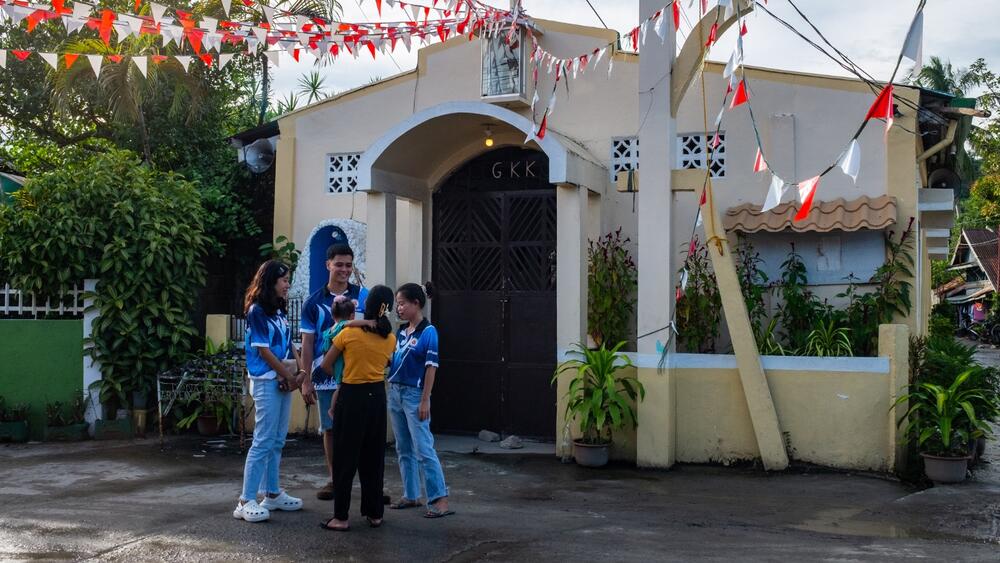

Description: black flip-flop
[319,519,351,532]
[366,517,383,528]
[389,499,421,510]
[423,506,455,519]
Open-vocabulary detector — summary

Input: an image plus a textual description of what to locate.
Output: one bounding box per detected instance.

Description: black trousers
[332,382,386,521]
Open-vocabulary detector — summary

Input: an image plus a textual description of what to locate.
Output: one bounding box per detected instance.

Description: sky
[269,0,1000,102]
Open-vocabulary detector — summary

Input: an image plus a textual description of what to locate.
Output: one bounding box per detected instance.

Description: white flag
[655,5,670,44]
[297,32,311,47]
[41,53,59,70]
[120,15,142,37]
[265,50,281,67]
[3,5,30,24]
[714,107,724,128]
[219,53,234,69]
[62,16,86,34]
[201,17,218,34]
[175,55,191,73]
[262,5,276,25]
[409,4,421,21]
[73,2,92,20]
[723,50,738,79]
[204,32,222,52]
[593,47,607,68]
[253,27,268,45]
[838,139,861,183]
[902,11,923,70]
[221,0,232,17]
[761,175,786,213]
[639,21,648,47]
[680,269,690,290]
[246,37,260,52]
[400,31,412,52]
[0,50,6,69]
[132,56,147,78]
[87,54,103,78]
[607,55,614,78]
[150,2,167,23]
[530,89,539,113]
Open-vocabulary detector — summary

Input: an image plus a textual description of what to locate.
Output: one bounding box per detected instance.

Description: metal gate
[430,147,557,439]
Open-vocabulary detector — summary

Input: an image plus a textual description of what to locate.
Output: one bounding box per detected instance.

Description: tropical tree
[297,70,331,104]
[913,56,981,183]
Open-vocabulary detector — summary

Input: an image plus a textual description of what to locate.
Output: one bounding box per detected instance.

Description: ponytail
[396,281,434,309]
[363,285,394,338]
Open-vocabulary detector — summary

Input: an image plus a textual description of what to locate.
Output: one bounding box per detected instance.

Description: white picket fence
[0,282,88,318]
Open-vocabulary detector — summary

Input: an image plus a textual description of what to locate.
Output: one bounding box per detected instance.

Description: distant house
[0,172,25,203]
[940,228,998,325]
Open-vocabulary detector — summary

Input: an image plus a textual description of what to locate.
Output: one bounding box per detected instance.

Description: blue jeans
[388,383,448,503]
[317,389,335,431]
[241,378,292,501]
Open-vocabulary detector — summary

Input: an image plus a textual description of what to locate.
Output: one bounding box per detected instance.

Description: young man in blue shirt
[299,243,368,501]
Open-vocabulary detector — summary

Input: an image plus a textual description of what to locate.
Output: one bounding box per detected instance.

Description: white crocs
[261,491,303,512]
[233,499,270,522]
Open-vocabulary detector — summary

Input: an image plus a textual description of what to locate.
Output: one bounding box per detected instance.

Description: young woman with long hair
[234,260,305,523]
[316,285,396,531]
[386,282,453,518]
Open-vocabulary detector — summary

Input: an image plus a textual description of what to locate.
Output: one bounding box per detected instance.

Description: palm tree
[297,70,329,104]
[267,91,301,120]
[50,35,208,163]
[914,56,983,183]
[230,0,343,124]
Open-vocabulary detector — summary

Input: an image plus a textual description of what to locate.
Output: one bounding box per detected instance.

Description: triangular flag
[535,113,548,140]
[265,50,280,67]
[654,8,669,44]
[729,79,748,108]
[201,16,218,34]
[530,89,539,113]
[0,50,6,69]
[901,11,923,70]
[108,54,123,63]
[11,50,32,62]
[740,21,748,36]
[219,53,234,69]
[838,139,861,183]
[73,2,91,19]
[87,54,103,77]
[41,53,59,70]
[120,14,143,37]
[175,55,191,72]
[705,22,718,47]
[253,27,268,44]
[375,0,382,15]
[62,15,86,34]
[794,176,821,222]
[865,84,894,132]
[150,2,166,23]
[151,55,168,64]
[297,32,311,47]
[132,56,148,77]
[723,50,737,79]
[221,0,232,17]
[761,174,786,213]
[200,53,214,66]
[673,2,680,30]
[3,5,30,25]
[714,107,724,128]
[261,5,275,25]
[753,147,767,173]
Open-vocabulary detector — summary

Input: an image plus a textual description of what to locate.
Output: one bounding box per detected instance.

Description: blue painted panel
[747,231,885,286]
[309,225,349,294]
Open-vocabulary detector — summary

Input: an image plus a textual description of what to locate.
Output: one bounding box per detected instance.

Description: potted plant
[894,369,997,483]
[0,396,30,443]
[89,375,133,440]
[176,379,235,437]
[587,229,637,349]
[43,394,89,441]
[552,342,644,467]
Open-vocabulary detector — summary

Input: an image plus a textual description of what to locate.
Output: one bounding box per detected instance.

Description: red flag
[375,0,382,15]
[11,50,31,61]
[729,79,748,108]
[134,0,141,11]
[200,53,213,66]
[152,55,168,63]
[437,25,446,43]
[292,48,300,62]
[688,237,698,255]
[711,132,721,149]
[535,113,548,140]
[673,2,680,30]
[740,21,748,36]
[699,189,707,206]
[676,287,683,302]
[753,147,767,173]
[366,40,376,59]
[630,26,639,50]
[52,0,65,14]
[26,10,45,33]
[705,22,717,47]
[187,29,204,53]
[793,176,820,222]
[108,54,123,63]
[865,84,894,132]
[99,10,115,46]
[64,53,78,68]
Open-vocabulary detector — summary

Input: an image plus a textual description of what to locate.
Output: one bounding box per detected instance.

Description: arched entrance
[431,147,557,439]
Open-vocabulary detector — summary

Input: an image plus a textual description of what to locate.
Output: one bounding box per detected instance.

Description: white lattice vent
[327,153,361,193]
[677,133,726,178]
[611,136,639,181]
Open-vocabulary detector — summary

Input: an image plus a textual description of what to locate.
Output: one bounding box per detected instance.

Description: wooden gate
[431,147,557,439]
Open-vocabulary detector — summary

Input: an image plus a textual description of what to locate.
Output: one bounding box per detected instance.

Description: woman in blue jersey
[387,282,453,519]
[234,260,305,523]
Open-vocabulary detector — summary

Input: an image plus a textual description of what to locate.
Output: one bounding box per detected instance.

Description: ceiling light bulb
[484,127,494,147]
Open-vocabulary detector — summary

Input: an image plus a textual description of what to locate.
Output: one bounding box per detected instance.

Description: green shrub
[587,229,637,348]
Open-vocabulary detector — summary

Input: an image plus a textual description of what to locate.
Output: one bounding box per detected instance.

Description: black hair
[396,281,435,309]
[332,298,356,321]
[244,260,290,316]
[326,243,354,261]
[363,285,394,338]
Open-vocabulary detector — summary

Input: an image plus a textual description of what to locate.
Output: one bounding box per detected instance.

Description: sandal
[424,505,455,519]
[389,498,421,510]
[366,517,383,528]
[319,518,350,532]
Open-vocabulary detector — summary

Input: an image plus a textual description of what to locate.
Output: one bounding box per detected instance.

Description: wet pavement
[1,431,998,562]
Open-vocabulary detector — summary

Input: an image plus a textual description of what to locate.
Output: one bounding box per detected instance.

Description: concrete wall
[0,319,85,440]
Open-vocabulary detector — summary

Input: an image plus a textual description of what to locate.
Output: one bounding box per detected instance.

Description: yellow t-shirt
[333,326,396,384]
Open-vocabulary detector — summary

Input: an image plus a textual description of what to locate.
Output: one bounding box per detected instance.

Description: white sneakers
[234,492,303,523]
[233,500,270,523]
[261,491,304,512]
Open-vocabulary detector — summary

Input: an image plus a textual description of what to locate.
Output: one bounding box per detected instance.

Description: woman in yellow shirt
[316,285,396,531]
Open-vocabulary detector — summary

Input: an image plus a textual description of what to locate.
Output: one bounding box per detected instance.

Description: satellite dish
[928,168,962,191]
[244,138,275,173]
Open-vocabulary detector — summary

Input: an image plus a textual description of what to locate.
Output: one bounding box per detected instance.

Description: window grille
[677,133,726,178]
[610,137,639,181]
[481,29,524,98]
[327,153,361,193]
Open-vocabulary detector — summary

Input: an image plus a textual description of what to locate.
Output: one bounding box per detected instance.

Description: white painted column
[82,278,102,429]
[365,192,398,289]
[396,198,424,285]
[637,1,676,355]
[555,183,588,456]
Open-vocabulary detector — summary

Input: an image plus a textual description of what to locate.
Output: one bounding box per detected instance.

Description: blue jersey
[388,320,439,388]
[245,304,292,379]
[300,283,368,370]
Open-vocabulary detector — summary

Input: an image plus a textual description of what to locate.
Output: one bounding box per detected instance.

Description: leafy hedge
[0,150,208,407]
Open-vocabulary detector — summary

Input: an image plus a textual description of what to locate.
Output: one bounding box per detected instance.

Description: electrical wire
[354,0,404,72]
[583,0,609,29]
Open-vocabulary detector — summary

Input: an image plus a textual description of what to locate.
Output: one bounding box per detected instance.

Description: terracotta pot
[573,441,610,468]
[921,452,970,483]
[196,415,222,436]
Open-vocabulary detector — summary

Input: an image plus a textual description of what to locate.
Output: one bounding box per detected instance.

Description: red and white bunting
[761,174,786,213]
[838,139,860,183]
[753,147,767,173]
[794,176,820,222]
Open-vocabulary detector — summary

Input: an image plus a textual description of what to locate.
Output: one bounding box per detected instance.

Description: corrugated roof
[962,229,999,290]
[934,275,966,296]
[724,195,897,233]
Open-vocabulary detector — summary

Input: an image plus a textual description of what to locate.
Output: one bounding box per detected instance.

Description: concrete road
[1,434,997,562]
